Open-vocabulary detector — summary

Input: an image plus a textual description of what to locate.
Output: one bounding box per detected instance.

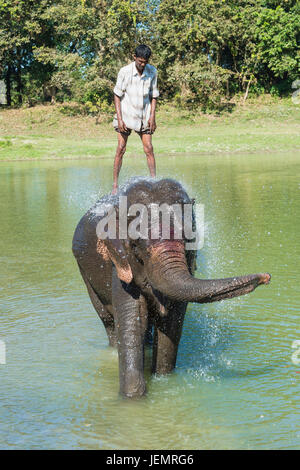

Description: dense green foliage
[0,0,299,111]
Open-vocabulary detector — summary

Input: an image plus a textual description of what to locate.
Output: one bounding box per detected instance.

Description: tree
[150,0,299,103]
[0,0,299,109]
[33,0,151,106]
[0,0,56,105]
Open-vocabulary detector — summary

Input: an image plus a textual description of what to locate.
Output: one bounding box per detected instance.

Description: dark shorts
[114,125,153,136]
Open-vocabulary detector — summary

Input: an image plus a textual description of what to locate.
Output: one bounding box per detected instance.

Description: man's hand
[118,118,128,134]
[148,116,156,134]
[148,97,157,134]
[114,94,128,133]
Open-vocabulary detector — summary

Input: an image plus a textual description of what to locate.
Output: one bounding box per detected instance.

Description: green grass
[0,95,299,161]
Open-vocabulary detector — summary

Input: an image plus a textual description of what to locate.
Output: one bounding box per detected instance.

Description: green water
[0,153,299,450]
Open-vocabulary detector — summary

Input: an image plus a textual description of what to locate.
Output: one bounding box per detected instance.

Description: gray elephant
[72,178,270,398]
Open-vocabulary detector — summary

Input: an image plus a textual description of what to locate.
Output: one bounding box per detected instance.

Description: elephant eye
[134,249,144,265]
[132,246,144,265]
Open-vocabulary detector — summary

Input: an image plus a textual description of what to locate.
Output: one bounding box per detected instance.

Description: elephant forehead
[125,180,153,200]
[124,178,190,205]
[155,178,185,192]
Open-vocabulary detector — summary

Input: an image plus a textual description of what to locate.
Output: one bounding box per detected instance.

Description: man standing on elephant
[112,45,159,194]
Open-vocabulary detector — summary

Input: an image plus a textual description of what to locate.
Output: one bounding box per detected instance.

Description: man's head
[134,45,152,74]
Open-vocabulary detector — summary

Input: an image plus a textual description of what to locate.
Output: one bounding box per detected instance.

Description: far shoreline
[1,97,299,162]
[1,147,299,163]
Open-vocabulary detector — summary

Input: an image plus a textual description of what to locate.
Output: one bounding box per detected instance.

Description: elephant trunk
[147,241,270,303]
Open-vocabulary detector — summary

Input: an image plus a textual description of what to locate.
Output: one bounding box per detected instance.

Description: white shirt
[113,62,159,132]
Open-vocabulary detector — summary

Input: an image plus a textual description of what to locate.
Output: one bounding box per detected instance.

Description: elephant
[72,178,271,398]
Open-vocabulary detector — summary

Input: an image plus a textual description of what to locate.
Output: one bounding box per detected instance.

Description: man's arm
[148,97,157,134]
[114,94,128,133]
[148,70,159,134]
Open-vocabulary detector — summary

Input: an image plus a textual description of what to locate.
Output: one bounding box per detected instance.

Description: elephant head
[97,178,270,306]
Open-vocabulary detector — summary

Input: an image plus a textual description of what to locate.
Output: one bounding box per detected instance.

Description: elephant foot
[120,370,146,398]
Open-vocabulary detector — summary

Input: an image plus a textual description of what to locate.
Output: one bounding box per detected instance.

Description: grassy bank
[0,95,299,161]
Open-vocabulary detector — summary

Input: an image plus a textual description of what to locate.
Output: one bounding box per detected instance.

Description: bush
[166,56,233,112]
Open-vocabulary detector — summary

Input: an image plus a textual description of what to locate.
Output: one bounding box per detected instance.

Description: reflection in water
[0,153,299,449]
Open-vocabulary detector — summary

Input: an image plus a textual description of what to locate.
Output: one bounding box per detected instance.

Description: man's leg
[139,133,156,178]
[112,132,129,194]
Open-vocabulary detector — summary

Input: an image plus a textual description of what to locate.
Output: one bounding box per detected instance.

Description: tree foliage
[0,0,299,110]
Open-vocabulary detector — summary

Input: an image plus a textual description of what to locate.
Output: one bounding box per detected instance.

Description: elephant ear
[97,238,133,284]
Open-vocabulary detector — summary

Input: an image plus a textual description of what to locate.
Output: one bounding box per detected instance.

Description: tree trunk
[243,77,252,103]
[16,48,22,105]
[5,64,11,106]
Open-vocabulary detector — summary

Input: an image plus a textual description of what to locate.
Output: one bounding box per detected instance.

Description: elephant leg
[78,265,116,347]
[152,301,187,375]
[112,270,146,398]
[139,294,153,346]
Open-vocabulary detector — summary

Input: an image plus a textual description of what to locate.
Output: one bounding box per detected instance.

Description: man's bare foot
[112,186,118,195]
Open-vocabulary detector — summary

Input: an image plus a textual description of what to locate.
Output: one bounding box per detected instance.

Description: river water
[0,153,299,449]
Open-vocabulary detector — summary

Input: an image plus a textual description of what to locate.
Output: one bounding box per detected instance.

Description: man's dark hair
[135,45,152,60]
